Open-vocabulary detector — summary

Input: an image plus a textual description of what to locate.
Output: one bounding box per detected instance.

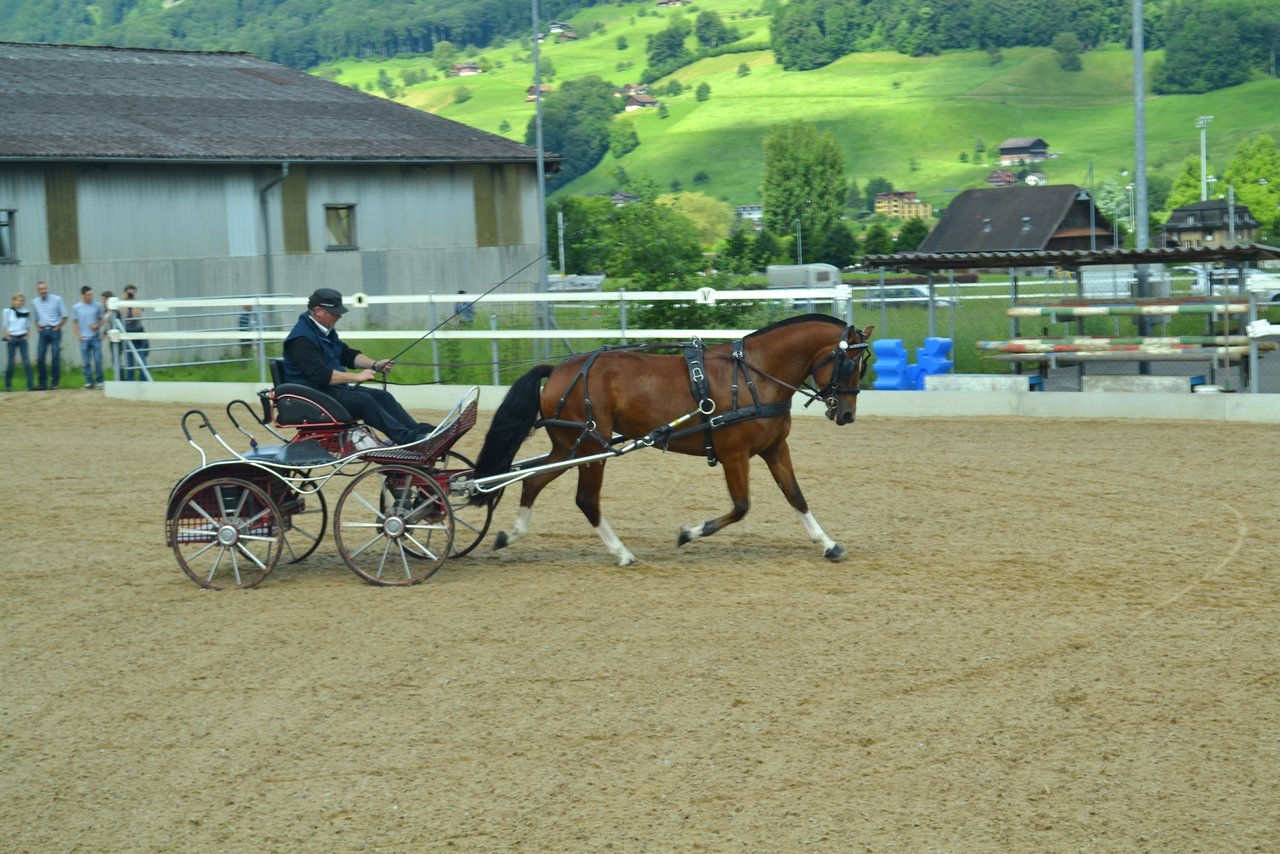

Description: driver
[280,288,433,445]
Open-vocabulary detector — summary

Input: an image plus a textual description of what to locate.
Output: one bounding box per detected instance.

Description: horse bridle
[803,324,870,412]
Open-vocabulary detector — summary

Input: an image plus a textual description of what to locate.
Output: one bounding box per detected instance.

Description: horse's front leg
[677,453,751,548]
[760,440,844,561]
[574,460,637,567]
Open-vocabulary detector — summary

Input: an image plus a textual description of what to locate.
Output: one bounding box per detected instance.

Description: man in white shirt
[31,280,67,390]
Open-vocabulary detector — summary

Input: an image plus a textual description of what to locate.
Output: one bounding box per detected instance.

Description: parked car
[859,285,957,308]
[1179,266,1280,302]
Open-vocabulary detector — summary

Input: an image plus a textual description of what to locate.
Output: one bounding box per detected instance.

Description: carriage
[165,315,873,586]
[164,361,495,589]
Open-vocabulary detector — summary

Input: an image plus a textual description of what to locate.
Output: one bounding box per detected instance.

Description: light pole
[1126,183,1136,232]
[795,217,803,264]
[1197,115,1214,202]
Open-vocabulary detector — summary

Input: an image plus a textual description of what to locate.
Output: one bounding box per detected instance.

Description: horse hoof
[619,555,639,568]
[677,526,693,547]
[824,544,845,561]
[494,531,509,551]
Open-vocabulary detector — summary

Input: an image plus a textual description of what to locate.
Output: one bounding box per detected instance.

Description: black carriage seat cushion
[273,385,356,426]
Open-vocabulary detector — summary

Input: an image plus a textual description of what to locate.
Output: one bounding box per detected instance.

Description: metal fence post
[490,313,500,386]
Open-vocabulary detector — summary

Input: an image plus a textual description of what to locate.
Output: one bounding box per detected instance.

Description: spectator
[238,303,260,359]
[454,290,475,324]
[100,290,119,379]
[72,286,105,389]
[31,280,67,390]
[119,283,149,380]
[3,292,35,391]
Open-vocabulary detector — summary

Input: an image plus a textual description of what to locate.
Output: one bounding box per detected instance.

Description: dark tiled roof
[0,42,545,165]
[918,184,1088,253]
[864,244,1280,270]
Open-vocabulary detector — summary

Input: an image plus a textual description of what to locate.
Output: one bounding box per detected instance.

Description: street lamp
[1126,183,1136,231]
[795,217,803,264]
[1197,115,1214,202]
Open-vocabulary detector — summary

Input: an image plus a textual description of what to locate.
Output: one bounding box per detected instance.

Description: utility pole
[1197,115,1214,201]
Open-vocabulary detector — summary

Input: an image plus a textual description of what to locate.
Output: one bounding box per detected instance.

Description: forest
[1,0,1276,95]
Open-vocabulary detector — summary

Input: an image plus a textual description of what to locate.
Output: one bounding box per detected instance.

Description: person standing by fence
[3,292,35,391]
[32,280,67,390]
[119,284,148,380]
[72,286,105,389]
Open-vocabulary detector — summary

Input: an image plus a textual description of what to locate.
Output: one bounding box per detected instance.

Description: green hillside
[316,2,1280,215]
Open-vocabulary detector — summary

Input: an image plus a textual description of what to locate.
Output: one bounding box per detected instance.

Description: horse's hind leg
[574,461,638,567]
[492,452,569,551]
[676,453,751,547]
[760,440,844,561]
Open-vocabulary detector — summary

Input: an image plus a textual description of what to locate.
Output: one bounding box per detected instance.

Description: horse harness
[535,326,869,467]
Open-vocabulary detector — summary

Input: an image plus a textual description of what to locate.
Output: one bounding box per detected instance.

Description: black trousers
[329,385,430,445]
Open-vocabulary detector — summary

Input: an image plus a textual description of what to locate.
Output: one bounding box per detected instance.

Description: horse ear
[861,325,875,341]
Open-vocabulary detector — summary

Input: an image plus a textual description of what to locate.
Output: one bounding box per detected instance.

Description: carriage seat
[268,358,356,427]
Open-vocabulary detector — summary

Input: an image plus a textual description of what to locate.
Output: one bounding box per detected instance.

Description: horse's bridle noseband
[805,325,870,412]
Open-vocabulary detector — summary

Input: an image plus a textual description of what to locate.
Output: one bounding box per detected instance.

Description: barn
[0,42,552,312]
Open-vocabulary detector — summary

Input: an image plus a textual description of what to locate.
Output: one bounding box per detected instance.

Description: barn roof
[916,184,1092,253]
[864,243,1280,271]
[0,41,549,166]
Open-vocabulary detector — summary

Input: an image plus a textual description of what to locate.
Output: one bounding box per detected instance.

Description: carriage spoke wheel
[171,477,284,590]
[439,450,496,557]
[279,486,328,564]
[334,465,454,586]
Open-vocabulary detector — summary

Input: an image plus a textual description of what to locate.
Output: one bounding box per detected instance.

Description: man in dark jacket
[281,288,432,445]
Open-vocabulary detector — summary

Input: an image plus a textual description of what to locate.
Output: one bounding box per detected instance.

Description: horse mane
[744,313,845,340]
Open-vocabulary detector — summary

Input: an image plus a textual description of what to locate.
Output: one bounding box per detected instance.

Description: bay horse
[470,314,873,566]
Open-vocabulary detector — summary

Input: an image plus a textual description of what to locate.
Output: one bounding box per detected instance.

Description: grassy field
[315,6,1280,214]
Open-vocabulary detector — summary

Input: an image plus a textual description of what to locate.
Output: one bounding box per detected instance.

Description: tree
[695,10,735,49]
[896,217,931,251]
[645,18,695,81]
[761,121,848,245]
[616,35,628,51]
[813,223,858,269]
[695,82,711,101]
[528,76,623,189]
[751,229,784,270]
[609,119,640,158]
[1051,31,1083,71]
[656,192,736,247]
[862,176,894,212]
[1165,156,1208,212]
[1222,134,1280,237]
[454,85,472,104]
[717,227,755,275]
[862,221,894,256]
[737,62,750,77]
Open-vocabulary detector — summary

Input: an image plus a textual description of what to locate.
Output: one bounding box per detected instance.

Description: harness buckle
[698,398,716,415]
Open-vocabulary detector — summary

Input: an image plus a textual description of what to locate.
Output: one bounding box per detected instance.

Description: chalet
[624,94,659,111]
[986,169,1018,187]
[735,204,764,222]
[0,42,553,317]
[998,137,1049,166]
[556,31,579,42]
[917,185,1112,254]
[1162,199,1261,248]
[548,21,572,33]
[610,192,638,206]
[874,191,932,220]
[657,0,684,7]
[615,83,648,98]
[525,84,554,101]
[449,62,481,77]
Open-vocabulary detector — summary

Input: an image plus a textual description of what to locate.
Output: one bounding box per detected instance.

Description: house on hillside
[449,62,481,77]
[624,94,659,111]
[998,137,1049,165]
[611,192,638,206]
[917,185,1112,254]
[874,191,931,220]
[735,204,764,223]
[556,30,579,42]
[657,0,684,7]
[548,21,572,33]
[1162,199,1261,247]
[0,42,554,325]
[986,169,1018,187]
[525,84,553,101]
[616,83,648,97]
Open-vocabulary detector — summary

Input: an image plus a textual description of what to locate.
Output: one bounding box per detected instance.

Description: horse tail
[469,364,554,505]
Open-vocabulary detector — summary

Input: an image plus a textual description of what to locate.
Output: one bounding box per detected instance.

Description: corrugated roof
[0,42,549,165]
[864,244,1280,271]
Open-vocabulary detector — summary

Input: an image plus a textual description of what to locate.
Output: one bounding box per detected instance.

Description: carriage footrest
[243,439,336,467]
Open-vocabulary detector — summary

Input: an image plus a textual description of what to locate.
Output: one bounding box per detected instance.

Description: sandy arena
[1,391,1277,852]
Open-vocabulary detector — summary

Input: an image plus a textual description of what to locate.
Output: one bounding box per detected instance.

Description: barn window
[0,210,14,262]
[325,204,357,250]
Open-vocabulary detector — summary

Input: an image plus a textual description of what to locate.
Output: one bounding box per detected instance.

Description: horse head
[811,324,874,425]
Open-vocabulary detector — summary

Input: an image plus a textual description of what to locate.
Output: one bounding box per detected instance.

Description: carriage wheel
[280,487,328,564]
[171,477,284,590]
[439,450,496,557]
[334,465,454,586]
